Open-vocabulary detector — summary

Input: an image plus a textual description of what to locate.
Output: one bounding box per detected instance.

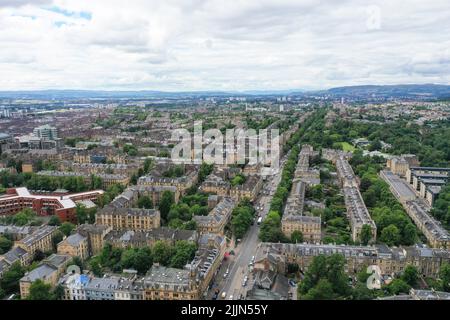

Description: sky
[0,0,449,91]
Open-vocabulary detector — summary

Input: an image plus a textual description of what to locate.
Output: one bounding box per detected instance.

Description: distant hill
[317,84,450,99]
[0,84,449,100]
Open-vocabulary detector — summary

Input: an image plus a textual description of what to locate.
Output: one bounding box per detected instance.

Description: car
[223,272,228,279]
[221,292,227,299]
[228,295,234,300]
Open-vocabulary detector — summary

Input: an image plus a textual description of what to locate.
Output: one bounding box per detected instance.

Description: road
[208,152,289,300]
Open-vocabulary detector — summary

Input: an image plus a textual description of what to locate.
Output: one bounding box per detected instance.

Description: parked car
[221,292,227,299]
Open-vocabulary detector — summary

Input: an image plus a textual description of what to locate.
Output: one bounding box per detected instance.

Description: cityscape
[0,0,450,306]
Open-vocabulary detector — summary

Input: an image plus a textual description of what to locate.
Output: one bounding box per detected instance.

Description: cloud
[0,0,449,90]
[0,0,51,8]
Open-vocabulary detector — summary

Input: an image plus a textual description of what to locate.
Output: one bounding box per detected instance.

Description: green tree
[380,224,400,246]
[133,247,153,274]
[198,163,213,183]
[59,222,75,237]
[152,241,173,266]
[386,279,411,295]
[53,284,65,300]
[70,256,84,270]
[302,279,335,300]
[360,224,373,245]
[52,231,64,251]
[26,279,55,300]
[0,262,25,294]
[259,211,284,242]
[137,195,153,209]
[0,236,13,254]
[89,257,103,277]
[439,263,450,292]
[159,191,174,221]
[48,215,61,226]
[291,230,303,243]
[402,223,417,245]
[170,241,197,268]
[401,265,419,287]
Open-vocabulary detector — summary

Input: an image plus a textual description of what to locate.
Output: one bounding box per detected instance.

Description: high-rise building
[33,124,58,140]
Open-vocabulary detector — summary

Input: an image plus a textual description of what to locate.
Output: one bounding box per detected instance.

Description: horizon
[0,83,449,94]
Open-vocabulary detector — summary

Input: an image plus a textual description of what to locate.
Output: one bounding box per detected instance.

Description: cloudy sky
[1,0,449,91]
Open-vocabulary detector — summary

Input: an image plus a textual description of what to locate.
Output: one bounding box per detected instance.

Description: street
[207,152,289,300]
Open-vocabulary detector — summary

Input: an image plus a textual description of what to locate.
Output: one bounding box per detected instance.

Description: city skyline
[1,0,450,91]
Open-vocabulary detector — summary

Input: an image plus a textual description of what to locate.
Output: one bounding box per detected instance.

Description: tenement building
[255,242,450,278]
[193,197,236,235]
[96,207,161,231]
[335,156,377,243]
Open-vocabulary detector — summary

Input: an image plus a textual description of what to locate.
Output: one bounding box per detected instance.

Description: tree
[137,195,153,209]
[259,211,284,242]
[387,279,411,295]
[369,139,382,151]
[291,231,303,243]
[152,241,173,266]
[170,241,197,268]
[75,203,88,224]
[90,175,103,189]
[198,163,213,183]
[53,284,65,300]
[402,223,417,245]
[48,215,61,226]
[89,257,103,277]
[27,279,55,300]
[143,159,154,174]
[52,231,64,251]
[159,191,174,221]
[380,224,400,246]
[0,262,25,294]
[133,247,153,274]
[70,256,84,270]
[401,265,419,287]
[360,224,372,245]
[59,222,75,237]
[302,279,335,300]
[0,236,13,254]
[12,208,35,226]
[359,177,372,192]
[439,263,450,292]
[299,254,351,299]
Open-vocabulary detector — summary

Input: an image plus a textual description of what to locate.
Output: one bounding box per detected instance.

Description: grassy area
[339,142,356,152]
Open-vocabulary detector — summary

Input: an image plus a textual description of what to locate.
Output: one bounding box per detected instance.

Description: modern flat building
[33,124,58,140]
[0,187,104,223]
[381,170,449,249]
